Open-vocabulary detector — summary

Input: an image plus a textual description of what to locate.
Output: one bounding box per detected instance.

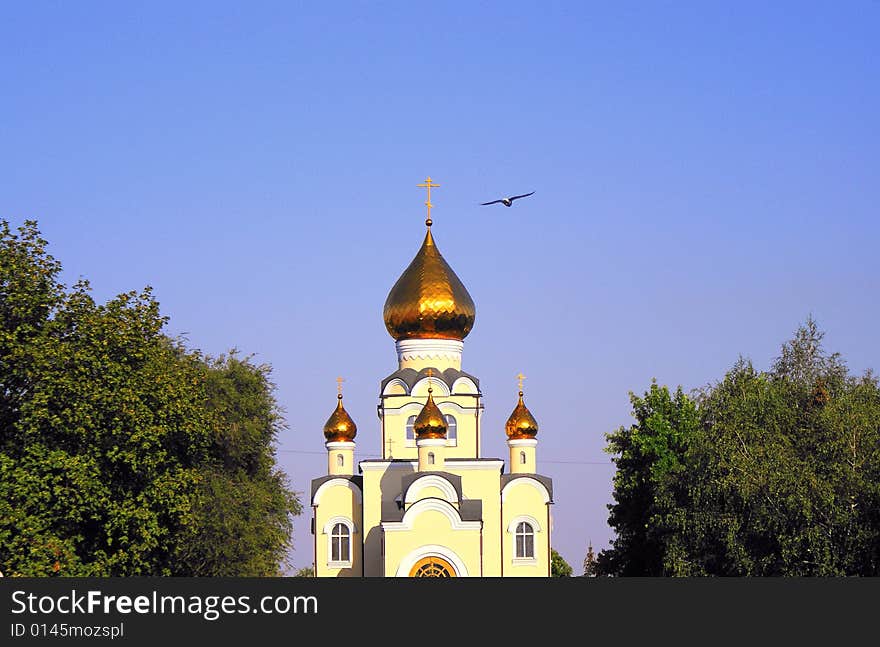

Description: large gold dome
[383,226,476,341]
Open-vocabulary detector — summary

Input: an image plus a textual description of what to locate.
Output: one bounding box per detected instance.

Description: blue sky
[2,2,878,572]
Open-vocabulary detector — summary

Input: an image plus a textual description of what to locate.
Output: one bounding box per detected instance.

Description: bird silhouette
[480,191,535,207]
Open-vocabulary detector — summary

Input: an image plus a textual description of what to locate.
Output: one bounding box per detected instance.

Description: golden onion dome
[323,394,357,443]
[413,386,447,440]
[505,391,539,439]
[383,226,476,341]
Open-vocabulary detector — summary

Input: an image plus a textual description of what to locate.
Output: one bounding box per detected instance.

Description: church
[310,178,554,577]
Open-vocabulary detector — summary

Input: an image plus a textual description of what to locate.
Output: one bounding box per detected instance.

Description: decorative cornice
[325,441,356,451]
[507,439,537,448]
[396,339,463,365]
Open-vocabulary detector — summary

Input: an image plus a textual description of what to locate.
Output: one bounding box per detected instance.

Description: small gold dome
[323,394,357,442]
[505,391,538,439]
[383,226,476,341]
[413,386,447,440]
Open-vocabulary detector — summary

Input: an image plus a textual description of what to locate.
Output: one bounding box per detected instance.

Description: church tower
[310,178,554,577]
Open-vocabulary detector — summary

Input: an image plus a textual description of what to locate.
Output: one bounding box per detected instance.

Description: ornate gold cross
[336,376,344,396]
[516,372,526,393]
[426,367,434,392]
[417,176,440,226]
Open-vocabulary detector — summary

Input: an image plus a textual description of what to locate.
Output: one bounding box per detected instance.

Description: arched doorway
[409,556,456,577]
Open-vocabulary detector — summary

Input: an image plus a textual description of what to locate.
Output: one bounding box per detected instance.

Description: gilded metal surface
[505,391,539,439]
[383,227,476,341]
[410,556,455,577]
[323,394,358,442]
[413,388,448,439]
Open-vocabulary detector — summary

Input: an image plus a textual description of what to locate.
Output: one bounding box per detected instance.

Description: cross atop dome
[417,176,440,227]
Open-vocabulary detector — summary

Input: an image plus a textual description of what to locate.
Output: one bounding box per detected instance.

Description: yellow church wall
[313,480,363,577]
[441,461,503,576]
[380,384,482,461]
[383,504,482,577]
[406,485,453,503]
[360,462,414,577]
[501,479,552,577]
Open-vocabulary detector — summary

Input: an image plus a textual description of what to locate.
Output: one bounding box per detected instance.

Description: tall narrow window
[520,451,526,465]
[331,523,350,563]
[427,452,435,465]
[444,414,457,442]
[336,454,344,467]
[405,415,416,441]
[515,522,535,559]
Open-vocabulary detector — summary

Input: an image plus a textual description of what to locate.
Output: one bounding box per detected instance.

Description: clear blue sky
[2,2,878,573]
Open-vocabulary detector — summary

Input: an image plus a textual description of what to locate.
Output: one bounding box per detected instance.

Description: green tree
[582,542,597,577]
[601,319,880,576]
[681,320,880,575]
[0,220,301,576]
[551,549,573,577]
[597,382,699,576]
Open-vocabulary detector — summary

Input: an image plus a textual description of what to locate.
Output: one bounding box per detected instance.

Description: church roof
[500,473,554,502]
[380,366,480,394]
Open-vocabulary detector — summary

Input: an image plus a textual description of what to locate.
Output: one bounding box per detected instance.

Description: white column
[326,441,355,476]
[508,438,537,474]
[416,438,446,472]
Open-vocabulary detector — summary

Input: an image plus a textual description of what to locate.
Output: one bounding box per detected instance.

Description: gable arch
[312,478,363,506]
[403,473,459,505]
[382,378,410,396]
[500,477,551,504]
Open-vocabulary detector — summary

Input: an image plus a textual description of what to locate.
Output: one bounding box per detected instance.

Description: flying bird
[480,191,535,207]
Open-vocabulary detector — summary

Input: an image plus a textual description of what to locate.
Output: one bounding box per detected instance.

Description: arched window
[405,415,416,441]
[520,451,526,465]
[330,522,350,564]
[515,521,535,559]
[427,452,435,465]
[336,454,344,467]
[444,414,457,443]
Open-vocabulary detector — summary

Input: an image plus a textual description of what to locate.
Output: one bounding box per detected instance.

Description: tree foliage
[0,220,301,576]
[597,382,699,576]
[582,543,597,577]
[551,548,573,577]
[599,318,880,576]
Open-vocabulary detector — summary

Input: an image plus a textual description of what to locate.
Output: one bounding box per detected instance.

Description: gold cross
[516,372,526,393]
[336,376,344,396]
[417,177,440,227]
[385,436,395,458]
[426,368,434,392]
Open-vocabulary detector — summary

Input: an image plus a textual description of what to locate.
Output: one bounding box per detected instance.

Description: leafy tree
[551,549,573,577]
[582,542,597,577]
[0,220,301,576]
[293,566,315,577]
[597,382,699,576]
[601,318,880,576]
